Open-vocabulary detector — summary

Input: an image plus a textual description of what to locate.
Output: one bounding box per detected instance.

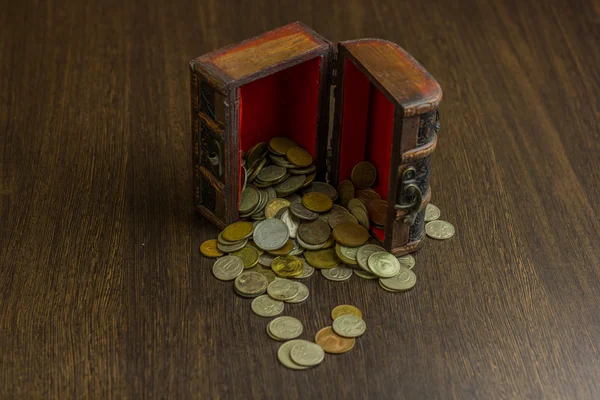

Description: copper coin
[351,161,377,189]
[337,180,355,208]
[368,199,388,226]
[298,219,331,245]
[356,189,381,206]
[315,326,355,354]
[332,222,369,247]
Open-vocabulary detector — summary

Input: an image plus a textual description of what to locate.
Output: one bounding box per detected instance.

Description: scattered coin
[271,255,303,278]
[217,238,248,253]
[258,253,276,267]
[239,186,260,214]
[265,198,291,219]
[249,266,277,283]
[315,327,356,354]
[290,202,319,221]
[268,239,294,255]
[368,252,401,278]
[332,314,366,338]
[231,246,260,268]
[290,340,325,367]
[269,316,303,340]
[379,267,417,291]
[425,220,455,240]
[302,192,333,213]
[303,182,338,200]
[200,239,224,258]
[351,161,377,189]
[222,221,254,242]
[274,175,306,197]
[354,269,379,279]
[304,248,341,269]
[286,282,309,304]
[251,295,284,317]
[298,219,331,245]
[397,254,416,270]
[234,271,268,297]
[277,340,309,370]
[328,211,358,229]
[253,219,289,251]
[356,244,386,272]
[335,244,359,265]
[295,259,315,279]
[267,279,299,301]
[280,210,300,239]
[424,203,441,221]
[331,305,363,320]
[212,256,244,281]
[321,267,353,281]
[286,146,313,167]
[332,222,369,247]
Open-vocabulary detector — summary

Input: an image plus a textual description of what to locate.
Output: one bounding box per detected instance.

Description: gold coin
[314,326,355,354]
[222,221,254,242]
[304,248,341,269]
[331,305,363,320]
[265,198,291,219]
[286,146,313,167]
[269,137,297,155]
[199,239,224,258]
[231,246,260,268]
[302,192,333,213]
[268,239,294,255]
[271,255,303,278]
[332,222,369,247]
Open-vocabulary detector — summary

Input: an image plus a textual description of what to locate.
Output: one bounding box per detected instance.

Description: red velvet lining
[339,59,395,241]
[238,57,322,200]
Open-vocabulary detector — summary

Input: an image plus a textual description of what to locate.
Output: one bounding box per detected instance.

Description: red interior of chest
[338,59,395,241]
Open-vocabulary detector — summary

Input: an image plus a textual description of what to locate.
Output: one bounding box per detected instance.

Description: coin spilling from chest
[425,220,455,239]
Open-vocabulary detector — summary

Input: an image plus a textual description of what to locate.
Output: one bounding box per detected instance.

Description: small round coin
[253,219,290,251]
[200,239,224,258]
[269,316,303,340]
[425,220,455,240]
[251,295,284,317]
[222,221,254,242]
[286,146,313,167]
[351,161,377,189]
[267,278,299,301]
[332,223,369,247]
[397,254,416,270]
[321,267,353,281]
[424,203,441,222]
[379,266,417,291]
[356,244,386,272]
[286,282,309,304]
[331,305,363,320]
[367,199,388,226]
[302,192,333,213]
[314,326,355,354]
[271,255,303,278]
[231,246,260,268]
[234,271,269,296]
[277,340,309,370]
[258,253,276,267]
[298,219,331,245]
[368,252,401,278]
[212,256,244,281]
[304,248,341,269]
[332,314,366,338]
[290,340,325,367]
[337,180,355,207]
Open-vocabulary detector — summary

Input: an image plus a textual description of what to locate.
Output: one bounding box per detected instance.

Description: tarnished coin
[288,239,304,256]
[332,223,369,247]
[296,235,328,251]
[328,211,358,229]
[257,165,287,183]
[304,248,341,269]
[222,221,254,242]
[302,192,333,213]
[290,202,319,221]
[367,199,388,227]
[272,255,303,278]
[425,220,455,240]
[280,210,300,239]
[231,246,260,268]
[265,198,291,219]
[368,252,401,278]
[295,259,315,279]
[269,137,298,155]
[274,175,306,197]
[246,142,268,170]
[351,207,370,230]
[379,267,417,291]
[303,172,316,187]
[337,180,355,207]
[336,244,359,265]
[251,295,284,317]
[248,265,277,283]
[277,340,309,370]
[331,305,363,320]
[351,161,377,189]
[304,181,338,200]
[286,146,313,167]
[290,340,325,367]
[267,278,299,300]
[397,254,416,270]
[212,256,244,281]
[269,316,303,340]
[315,327,355,354]
[258,253,276,267]
[274,206,289,220]
[284,193,302,204]
[321,267,353,281]
[356,189,381,206]
[217,231,244,246]
[200,239,224,258]
[234,271,268,296]
[239,185,260,214]
[354,269,379,280]
[348,198,367,213]
[332,314,366,338]
[286,282,309,304]
[247,158,267,183]
[356,244,386,272]
[268,239,294,256]
[298,219,331,245]
[253,219,290,251]
[217,238,248,253]
[425,203,441,221]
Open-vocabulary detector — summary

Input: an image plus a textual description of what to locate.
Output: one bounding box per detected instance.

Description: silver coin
[424,203,441,222]
[285,282,309,304]
[290,340,325,367]
[212,256,244,281]
[354,269,378,280]
[289,202,319,221]
[356,244,386,272]
[265,186,277,201]
[397,254,416,270]
[217,238,248,253]
[234,271,268,296]
[425,220,455,240]
[296,235,328,251]
[332,314,366,338]
[378,279,402,293]
[379,267,417,291]
[253,219,289,251]
[256,165,287,183]
[321,267,353,281]
[295,259,315,279]
[269,316,303,340]
[368,252,401,278]
[277,340,309,370]
[251,295,285,317]
[267,279,299,300]
[258,253,276,267]
[339,245,359,263]
[281,209,300,239]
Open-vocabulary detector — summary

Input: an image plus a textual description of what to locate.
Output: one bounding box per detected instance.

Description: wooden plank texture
[1,0,599,398]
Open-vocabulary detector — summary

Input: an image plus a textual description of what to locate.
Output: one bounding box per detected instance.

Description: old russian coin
[328,211,358,229]
[284,193,302,204]
[286,282,309,304]
[356,244,386,272]
[217,238,248,253]
[289,165,316,175]
[267,278,299,300]
[280,210,300,239]
[277,340,309,370]
[296,235,328,251]
[269,137,298,155]
[248,265,277,283]
[247,158,267,183]
[397,254,416,270]
[258,253,276,267]
[269,316,303,340]
[380,267,417,291]
[304,248,340,269]
[290,340,325,367]
[368,252,401,278]
[351,207,370,230]
[348,198,367,213]
[257,165,287,183]
[231,246,260,268]
[271,255,303,278]
[425,203,441,221]
[332,314,366,338]
[332,222,369,247]
[351,161,377,189]
[331,305,363,320]
[268,239,294,256]
[298,219,331,245]
[239,185,260,214]
[274,175,306,197]
[356,189,381,206]
[290,202,319,221]
[337,180,355,207]
[302,192,333,213]
[425,220,455,239]
[354,269,379,280]
[335,244,359,265]
[321,267,353,281]
[234,271,268,296]
[295,259,315,279]
[253,219,289,251]
[246,240,264,255]
[222,221,254,242]
[286,146,313,167]
[251,295,284,317]
[264,198,290,219]
[315,327,355,354]
[212,256,244,281]
[200,239,224,258]
[303,182,338,201]
[246,142,268,170]
[367,199,388,226]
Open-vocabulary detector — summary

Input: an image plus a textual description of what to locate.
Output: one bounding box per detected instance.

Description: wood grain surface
[1,0,599,398]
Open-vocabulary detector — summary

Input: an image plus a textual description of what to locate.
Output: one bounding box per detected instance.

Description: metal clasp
[395,167,422,225]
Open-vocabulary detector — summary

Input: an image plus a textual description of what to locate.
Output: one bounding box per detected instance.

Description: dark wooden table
[2,0,599,398]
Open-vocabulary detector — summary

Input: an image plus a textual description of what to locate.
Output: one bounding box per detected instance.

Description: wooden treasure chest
[189,22,442,255]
